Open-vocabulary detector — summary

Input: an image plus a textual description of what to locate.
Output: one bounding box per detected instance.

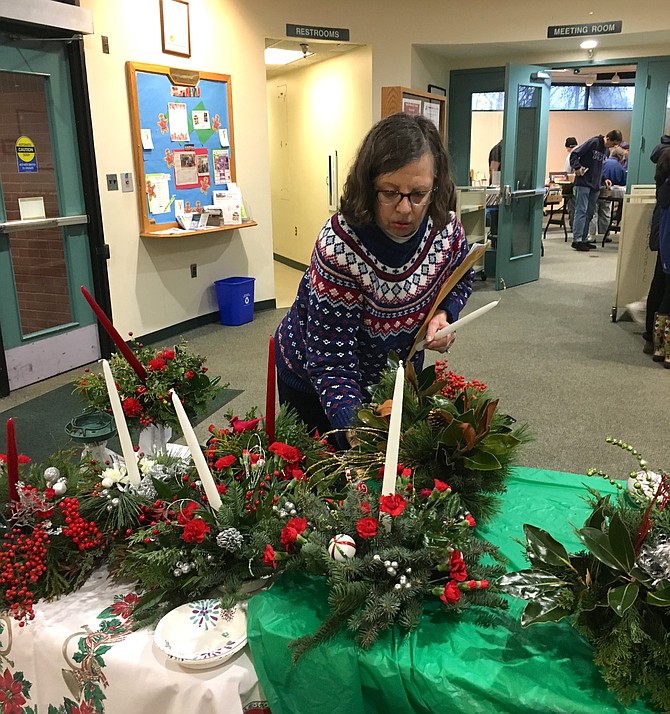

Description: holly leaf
[523,524,572,568]
[576,526,629,572]
[498,569,569,598]
[607,512,635,571]
[607,582,639,616]
[521,597,573,626]
[151,476,174,501]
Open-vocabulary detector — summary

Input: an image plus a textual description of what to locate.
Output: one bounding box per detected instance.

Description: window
[588,85,635,110]
[471,92,504,111]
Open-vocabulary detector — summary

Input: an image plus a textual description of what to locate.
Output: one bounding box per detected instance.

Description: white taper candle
[417,300,499,350]
[170,390,222,511]
[381,361,404,496]
[100,359,141,486]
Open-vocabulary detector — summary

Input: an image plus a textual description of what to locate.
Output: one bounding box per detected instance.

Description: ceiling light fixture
[580,39,598,60]
[584,75,595,87]
[611,72,620,84]
[264,47,313,65]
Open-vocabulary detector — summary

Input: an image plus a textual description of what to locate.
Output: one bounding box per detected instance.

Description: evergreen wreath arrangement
[311,357,529,523]
[499,439,670,713]
[73,338,224,433]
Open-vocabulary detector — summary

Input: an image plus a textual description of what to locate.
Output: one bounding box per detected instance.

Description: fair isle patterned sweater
[275,210,473,430]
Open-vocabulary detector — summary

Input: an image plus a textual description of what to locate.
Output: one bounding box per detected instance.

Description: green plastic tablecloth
[247,467,655,714]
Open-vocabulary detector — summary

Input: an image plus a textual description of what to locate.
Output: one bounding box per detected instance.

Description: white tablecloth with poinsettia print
[0,568,270,714]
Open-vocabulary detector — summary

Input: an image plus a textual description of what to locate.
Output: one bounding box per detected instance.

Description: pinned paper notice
[218,128,229,147]
[192,110,210,129]
[168,102,189,142]
[141,129,154,150]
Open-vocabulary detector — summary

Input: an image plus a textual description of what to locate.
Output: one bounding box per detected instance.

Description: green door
[496,64,550,289]
[0,33,98,392]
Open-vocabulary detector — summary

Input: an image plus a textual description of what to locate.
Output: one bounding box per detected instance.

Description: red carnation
[214,455,236,470]
[434,479,451,492]
[379,493,407,517]
[161,349,175,360]
[216,483,227,494]
[269,442,303,463]
[440,580,461,605]
[18,455,31,465]
[122,397,143,417]
[148,357,166,371]
[280,526,299,549]
[182,518,210,543]
[263,544,277,569]
[360,501,371,514]
[465,514,476,527]
[419,488,432,499]
[285,517,307,535]
[177,501,200,525]
[449,550,468,581]
[356,516,378,539]
[185,370,195,379]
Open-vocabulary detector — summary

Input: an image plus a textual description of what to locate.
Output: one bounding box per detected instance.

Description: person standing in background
[620,141,630,172]
[590,146,627,240]
[563,136,578,172]
[569,129,622,251]
[488,139,502,185]
[563,137,578,229]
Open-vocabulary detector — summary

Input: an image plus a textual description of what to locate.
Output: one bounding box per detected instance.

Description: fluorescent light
[580,40,598,49]
[264,47,311,65]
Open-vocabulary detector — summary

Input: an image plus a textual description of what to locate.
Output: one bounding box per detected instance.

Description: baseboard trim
[139,299,277,345]
[273,253,308,272]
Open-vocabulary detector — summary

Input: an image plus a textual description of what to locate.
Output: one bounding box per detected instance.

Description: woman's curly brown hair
[340,112,455,231]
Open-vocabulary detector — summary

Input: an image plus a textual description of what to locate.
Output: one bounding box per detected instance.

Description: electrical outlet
[190,263,197,278]
[101,36,110,54]
[106,174,118,191]
[294,226,298,236]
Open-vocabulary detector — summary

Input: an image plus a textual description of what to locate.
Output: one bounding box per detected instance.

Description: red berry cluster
[0,526,49,625]
[434,360,487,401]
[58,498,104,550]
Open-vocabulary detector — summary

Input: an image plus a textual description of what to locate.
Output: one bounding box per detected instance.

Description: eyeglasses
[375,188,435,206]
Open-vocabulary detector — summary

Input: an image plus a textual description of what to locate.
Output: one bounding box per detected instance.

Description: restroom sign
[16,136,38,173]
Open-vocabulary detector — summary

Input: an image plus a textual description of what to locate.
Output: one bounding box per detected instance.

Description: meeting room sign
[547,21,622,38]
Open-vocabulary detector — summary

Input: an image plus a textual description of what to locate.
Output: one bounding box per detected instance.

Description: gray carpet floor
[1,227,663,478]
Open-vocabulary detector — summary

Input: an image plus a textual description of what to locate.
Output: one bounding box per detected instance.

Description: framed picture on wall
[160,0,191,58]
[427,84,447,97]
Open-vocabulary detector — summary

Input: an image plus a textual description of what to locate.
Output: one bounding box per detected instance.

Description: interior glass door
[496,64,550,289]
[0,33,98,393]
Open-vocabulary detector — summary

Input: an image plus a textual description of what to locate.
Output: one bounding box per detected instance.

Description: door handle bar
[0,215,88,233]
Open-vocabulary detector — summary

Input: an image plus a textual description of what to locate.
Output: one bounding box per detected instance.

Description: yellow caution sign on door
[16,135,38,173]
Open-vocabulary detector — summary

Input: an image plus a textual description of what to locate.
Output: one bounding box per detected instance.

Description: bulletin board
[126,61,252,237]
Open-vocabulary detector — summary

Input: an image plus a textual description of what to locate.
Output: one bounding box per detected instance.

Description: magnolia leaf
[630,565,655,587]
[521,598,572,627]
[479,432,522,455]
[438,420,463,447]
[584,504,606,531]
[523,524,572,568]
[458,422,477,451]
[478,399,499,435]
[417,364,437,393]
[357,409,387,429]
[647,585,670,607]
[458,407,477,428]
[498,569,568,598]
[404,359,419,392]
[376,399,394,419]
[421,380,447,398]
[607,512,635,571]
[607,582,639,617]
[462,449,501,471]
[576,527,629,572]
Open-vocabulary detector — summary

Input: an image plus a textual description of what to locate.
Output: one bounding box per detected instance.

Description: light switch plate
[121,172,134,192]
[106,174,118,191]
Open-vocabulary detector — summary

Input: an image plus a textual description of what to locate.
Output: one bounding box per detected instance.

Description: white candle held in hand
[170,390,222,511]
[418,300,499,350]
[381,361,404,496]
[100,359,141,486]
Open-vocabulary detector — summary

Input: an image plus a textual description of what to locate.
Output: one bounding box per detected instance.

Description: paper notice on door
[18,196,46,220]
[145,173,171,214]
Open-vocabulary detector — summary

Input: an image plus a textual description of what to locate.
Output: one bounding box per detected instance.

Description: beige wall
[267,46,372,266]
[72,0,670,336]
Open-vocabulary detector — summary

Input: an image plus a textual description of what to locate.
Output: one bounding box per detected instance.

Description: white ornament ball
[328,534,356,562]
[44,466,61,484]
[101,477,114,489]
[53,480,67,496]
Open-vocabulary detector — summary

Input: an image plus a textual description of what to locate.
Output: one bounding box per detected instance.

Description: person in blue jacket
[569,130,622,251]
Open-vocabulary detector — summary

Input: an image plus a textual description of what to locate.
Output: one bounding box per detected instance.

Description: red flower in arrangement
[160,349,175,360]
[230,415,264,433]
[0,454,30,465]
[269,442,303,463]
[148,357,166,371]
[449,550,468,582]
[0,667,27,713]
[182,518,210,543]
[360,501,371,515]
[440,580,462,605]
[434,479,451,492]
[465,514,476,527]
[263,544,277,570]
[214,455,236,470]
[177,501,200,525]
[215,483,227,494]
[111,593,141,619]
[137,385,147,394]
[185,370,195,380]
[379,493,407,517]
[467,579,489,590]
[419,488,433,499]
[280,526,299,549]
[356,516,379,539]
[122,397,143,417]
[70,701,96,714]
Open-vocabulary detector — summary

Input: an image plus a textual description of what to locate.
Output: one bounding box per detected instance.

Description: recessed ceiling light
[580,40,598,49]
[264,48,312,65]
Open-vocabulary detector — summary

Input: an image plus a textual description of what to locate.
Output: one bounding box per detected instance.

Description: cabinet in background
[381,86,446,140]
[456,187,487,280]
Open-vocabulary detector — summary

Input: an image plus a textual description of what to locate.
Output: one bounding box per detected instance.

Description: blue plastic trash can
[214,276,255,326]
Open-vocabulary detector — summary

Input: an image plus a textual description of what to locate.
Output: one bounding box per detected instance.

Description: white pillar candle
[170,390,222,511]
[417,300,499,350]
[381,361,404,496]
[100,359,141,486]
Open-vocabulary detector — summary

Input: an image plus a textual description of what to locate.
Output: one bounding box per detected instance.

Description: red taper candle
[5,418,19,506]
[81,286,147,381]
[265,335,276,443]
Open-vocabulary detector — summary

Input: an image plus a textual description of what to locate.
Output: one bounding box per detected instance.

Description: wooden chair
[543,186,567,246]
